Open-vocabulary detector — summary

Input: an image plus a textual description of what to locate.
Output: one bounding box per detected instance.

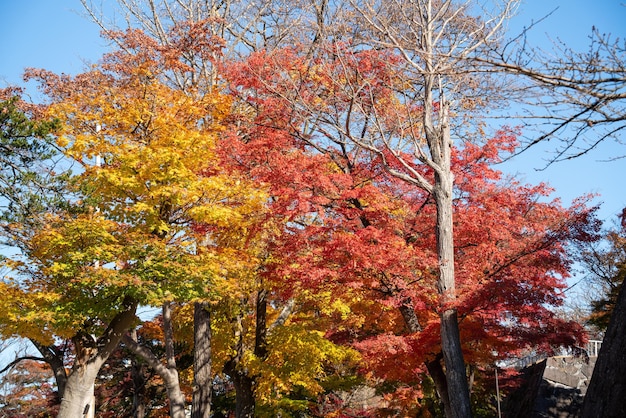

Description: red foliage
[0,360,60,417]
[221,43,600,398]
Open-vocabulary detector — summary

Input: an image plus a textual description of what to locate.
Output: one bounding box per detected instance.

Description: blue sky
[1,0,625,225]
[501,0,626,227]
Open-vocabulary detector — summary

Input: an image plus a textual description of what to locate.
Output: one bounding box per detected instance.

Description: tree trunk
[131,360,147,418]
[439,309,471,418]
[224,356,257,418]
[123,334,187,418]
[427,72,472,416]
[232,370,256,418]
[129,329,147,418]
[123,303,186,418]
[56,363,99,418]
[580,278,626,417]
[222,289,271,418]
[162,370,186,418]
[399,297,455,415]
[255,289,268,358]
[57,303,137,418]
[192,301,212,418]
[162,302,187,418]
[426,353,453,418]
[31,340,68,401]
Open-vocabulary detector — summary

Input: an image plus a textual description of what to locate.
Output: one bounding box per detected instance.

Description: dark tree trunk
[223,290,269,418]
[426,353,453,418]
[232,371,255,418]
[129,329,148,418]
[255,289,268,358]
[192,301,212,418]
[224,357,256,418]
[399,300,454,415]
[131,360,147,418]
[581,279,626,417]
[31,340,68,401]
[439,309,471,418]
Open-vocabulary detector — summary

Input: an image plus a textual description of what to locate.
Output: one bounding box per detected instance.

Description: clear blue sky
[502,0,626,227]
[1,0,625,225]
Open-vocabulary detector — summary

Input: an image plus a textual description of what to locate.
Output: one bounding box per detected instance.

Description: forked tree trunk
[57,363,99,418]
[57,304,137,418]
[123,303,186,418]
[123,336,187,418]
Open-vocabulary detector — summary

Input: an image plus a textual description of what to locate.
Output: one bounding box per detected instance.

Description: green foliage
[0,94,68,244]
[586,224,626,331]
[588,273,624,330]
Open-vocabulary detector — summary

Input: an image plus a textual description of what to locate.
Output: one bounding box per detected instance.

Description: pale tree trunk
[57,363,99,418]
[424,57,472,416]
[57,303,137,418]
[434,173,471,418]
[161,302,186,417]
[123,302,186,418]
[192,301,212,418]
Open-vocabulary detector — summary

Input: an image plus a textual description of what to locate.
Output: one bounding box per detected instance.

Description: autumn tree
[38,1,618,416]
[224,44,598,415]
[73,0,626,412]
[497,10,626,416]
[578,211,626,331]
[185,74,367,416]
[305,2,522,415]
[0,27,267,418]
[575,210,626,417]
[4,21,362,418]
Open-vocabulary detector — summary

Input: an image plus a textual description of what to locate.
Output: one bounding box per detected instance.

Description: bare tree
[492,28,626,162]
[79,0,330,93]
